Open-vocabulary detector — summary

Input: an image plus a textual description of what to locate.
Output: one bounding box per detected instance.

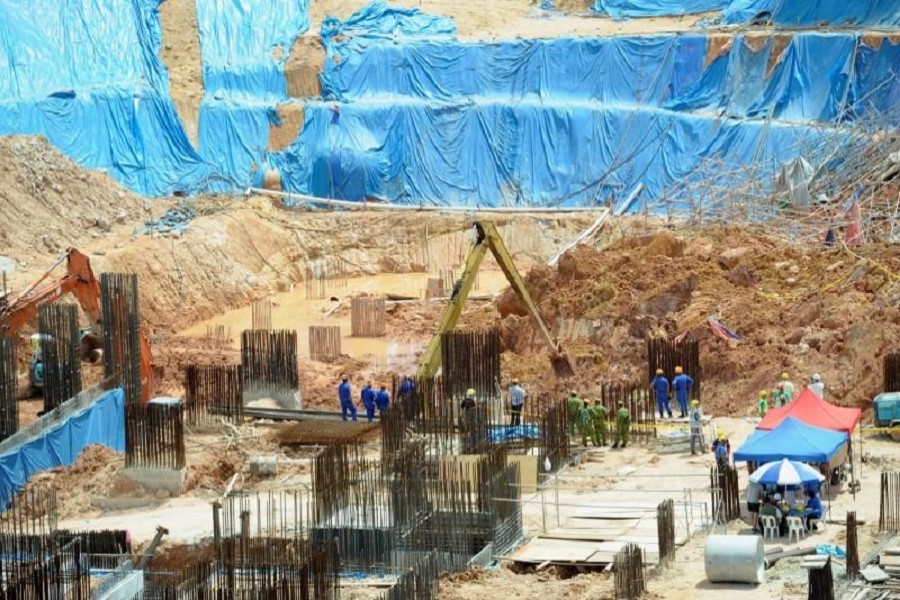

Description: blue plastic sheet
[196,0,310,101]
[593,0,728,19]
[0,389,125,508]
[0,0,208,196]
[724,0,900,27]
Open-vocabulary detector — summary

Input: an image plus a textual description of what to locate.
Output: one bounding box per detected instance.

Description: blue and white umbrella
[749,458,825,486]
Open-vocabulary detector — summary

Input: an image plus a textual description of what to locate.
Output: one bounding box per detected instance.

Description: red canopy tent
[758,388,861,434]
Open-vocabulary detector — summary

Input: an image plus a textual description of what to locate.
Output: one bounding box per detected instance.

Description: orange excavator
[0,248,152,402]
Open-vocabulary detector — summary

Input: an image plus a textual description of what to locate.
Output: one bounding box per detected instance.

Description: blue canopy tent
[734,417,848,464]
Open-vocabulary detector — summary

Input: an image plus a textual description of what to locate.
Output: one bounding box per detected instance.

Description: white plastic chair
[760,515,778,541]
[787,516,805,543]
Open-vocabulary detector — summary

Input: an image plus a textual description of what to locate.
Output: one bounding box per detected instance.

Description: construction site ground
[2,136,899,599]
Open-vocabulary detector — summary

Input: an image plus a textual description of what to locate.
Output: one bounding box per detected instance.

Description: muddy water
[178,272,509,369]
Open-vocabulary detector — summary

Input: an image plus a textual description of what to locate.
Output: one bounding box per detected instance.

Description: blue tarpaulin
[0,0,209,196]
[0,388,125,508]
[593,0,728,19]
[733,417,848,464]
[724,0,900,27]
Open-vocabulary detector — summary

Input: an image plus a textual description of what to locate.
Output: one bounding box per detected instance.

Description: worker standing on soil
[508,379,527,427]
[376,384,391,416]
[567,391,583,435]
[590,400,608,447]
[689,400,704,455]
[808,373,825,398]
[773,382,792,407]
[361,380,377,423]
[780,372,795,397]
[672,366,694,418]
[578,400,595,446]
[757,390,769,417]
[338,373,357,422]
[651,369,672,419]
[613,402,631,449]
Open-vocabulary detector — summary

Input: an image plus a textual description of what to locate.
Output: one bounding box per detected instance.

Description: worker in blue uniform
[338,373,356,421]
[376,384,391,416]
[672,366,694,418]
[651,369,672,419]
[360,380,377,422]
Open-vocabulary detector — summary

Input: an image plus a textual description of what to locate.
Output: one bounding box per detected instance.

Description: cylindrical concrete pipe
[704,535,765,584]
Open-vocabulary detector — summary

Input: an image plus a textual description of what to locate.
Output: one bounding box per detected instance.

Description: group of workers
[747,483,824,534]
[757,372,825,417]
[337,373,394,422]
[566,392,632,448]
[650,367,695,419]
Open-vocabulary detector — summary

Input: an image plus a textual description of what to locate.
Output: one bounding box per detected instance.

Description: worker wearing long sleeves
[338,373,356,421]
[651,370,671,419]
[613,402,631,448]
[779,372,795,398]
[590,400,608,446]
[672,366,694,418]
[567,391,583,435]
[757,390,769,417]
[360,380,377,423]
[376,384,390,415]
[577,401,595,447]
[808,373,825,398]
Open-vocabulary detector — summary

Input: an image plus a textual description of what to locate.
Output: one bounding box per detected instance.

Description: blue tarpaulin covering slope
[733,417,848,464]
[0,0,209,196]
[0,388,125,507]
[593,0,728,19]
[724,0,900,27]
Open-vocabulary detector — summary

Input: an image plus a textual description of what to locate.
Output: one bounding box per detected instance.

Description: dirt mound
[23,444,124,520]
[500,226,900,417]
[0,136,152,275]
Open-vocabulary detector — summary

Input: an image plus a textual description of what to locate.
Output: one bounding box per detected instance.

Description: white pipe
[704,535,765,584]
[247,187,607,213]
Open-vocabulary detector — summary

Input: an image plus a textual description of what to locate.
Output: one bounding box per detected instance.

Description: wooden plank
[542,528,632,541]
[861,565,890,583]
[565,517,642,530]
[880,554,900,568]
[883,547,900,556]
[573,507,656,520]
[514,539,601,563]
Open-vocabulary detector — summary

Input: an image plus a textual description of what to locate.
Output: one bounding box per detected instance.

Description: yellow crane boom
[416,221,574,381]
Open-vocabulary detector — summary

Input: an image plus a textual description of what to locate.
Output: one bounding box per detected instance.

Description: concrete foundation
[120,467,186,496]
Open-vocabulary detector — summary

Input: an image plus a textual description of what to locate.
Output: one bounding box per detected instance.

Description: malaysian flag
[673,330,690,345]
[707,316,742,342]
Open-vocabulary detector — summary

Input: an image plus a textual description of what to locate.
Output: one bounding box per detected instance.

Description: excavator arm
[416,221,573,381]
[0,248,153,402]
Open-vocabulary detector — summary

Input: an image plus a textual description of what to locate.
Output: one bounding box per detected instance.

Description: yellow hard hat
[655,368,664,375]
[691,400,699,407]
[674,366,683,374]
[570,390,577,395]
[718,433,726,440]
[781,372,789,380]
[466,388,476,398]
[760,390,768,397]
[512,378,519,384]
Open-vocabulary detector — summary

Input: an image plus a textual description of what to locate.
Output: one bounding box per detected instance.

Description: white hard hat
[773,493,782,501]
[812,373,821,382]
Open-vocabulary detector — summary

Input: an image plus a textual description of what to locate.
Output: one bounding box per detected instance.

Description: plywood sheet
[514,538,602,562]
[573,507,655,520]
[565,517,643,530]
[879,554,900,568]
[507,455,538,495]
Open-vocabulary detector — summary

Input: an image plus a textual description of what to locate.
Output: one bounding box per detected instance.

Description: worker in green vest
[758,390,769,417]
[613,401,631,449]
[590,400,609,446]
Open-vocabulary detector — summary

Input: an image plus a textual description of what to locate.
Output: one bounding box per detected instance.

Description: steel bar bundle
[657,498,676,566]
[613,543,646,599]
[647,337,701,402]
[487,461,522,556]
[309,325,341,361]
[38,304,82,412]
[305,256,348,300]
[885,352,900,393]
[710,464,741,524]
[204,324,232,350]
[846,511,859,578]
[125,400,186,469]
[351,297,386,337]
[183,364,243,425]
[880,472,900,532]
[536,399,569,473]
[100,273,143,405]
[807,557,835,600]
[0,335,18,441]
[241,329,299,410]
[380,551,440,600]
[251,298,273,331]
[440,329,500,401]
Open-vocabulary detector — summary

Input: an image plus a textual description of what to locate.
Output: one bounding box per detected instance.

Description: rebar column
[38,304,82,412]
[647,336,701,401]
[100,273,143,405]
[0,336,18,441]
